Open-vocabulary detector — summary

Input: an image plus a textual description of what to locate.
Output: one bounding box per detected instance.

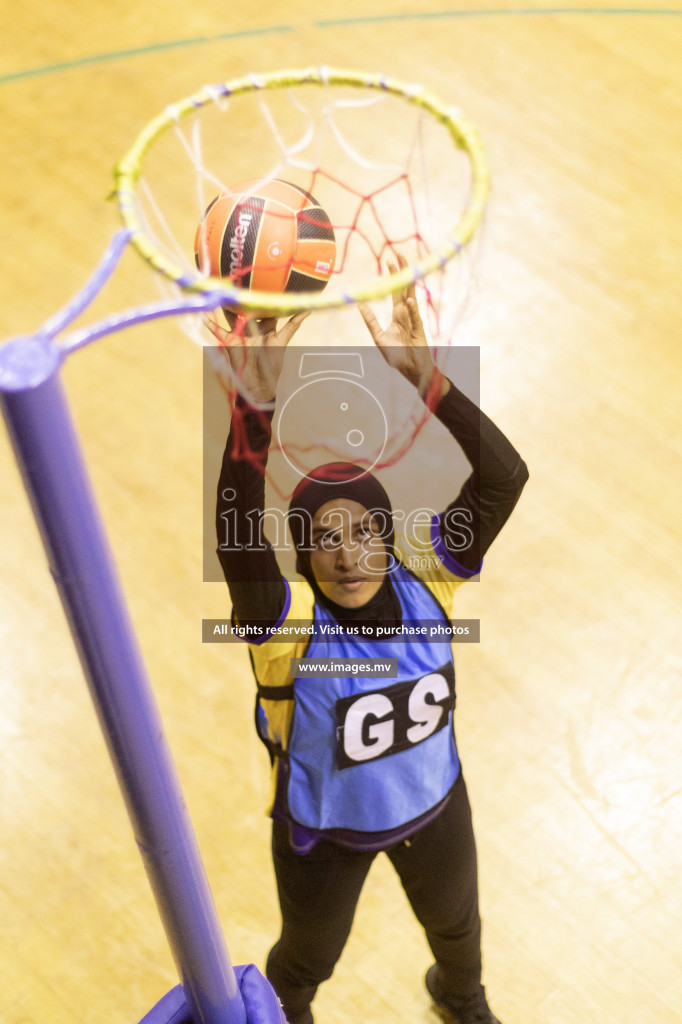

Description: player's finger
[396,254,418,305]
[277,311,310,345]
[385,260,404,311]
[389,253,414,310]
[406,297,427,343]
[203,315,228,341]
[358,302,384,345]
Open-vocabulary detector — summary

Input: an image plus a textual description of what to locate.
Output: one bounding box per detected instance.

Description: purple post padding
[0,335,246,1024]
[138,986,192,1024]
[139,967,285,1024]
[231,965,286,1024]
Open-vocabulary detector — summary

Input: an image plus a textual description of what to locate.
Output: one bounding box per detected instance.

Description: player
[208,261,528,1024]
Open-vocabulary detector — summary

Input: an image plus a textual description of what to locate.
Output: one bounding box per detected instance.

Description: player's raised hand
[204,309,309,403]
[358,255,445,400]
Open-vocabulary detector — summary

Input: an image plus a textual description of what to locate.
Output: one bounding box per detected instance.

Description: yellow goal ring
[113,66,490,316]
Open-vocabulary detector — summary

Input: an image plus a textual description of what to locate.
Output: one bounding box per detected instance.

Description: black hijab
[287,463,401,628]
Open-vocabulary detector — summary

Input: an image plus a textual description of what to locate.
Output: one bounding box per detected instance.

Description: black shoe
[425,965,502,1024]
[284,1011,313,1024]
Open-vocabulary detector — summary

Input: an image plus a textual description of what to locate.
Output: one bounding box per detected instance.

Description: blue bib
[286,566,460,833]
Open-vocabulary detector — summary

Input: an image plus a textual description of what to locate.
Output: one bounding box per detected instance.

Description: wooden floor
[1,4,681,1024]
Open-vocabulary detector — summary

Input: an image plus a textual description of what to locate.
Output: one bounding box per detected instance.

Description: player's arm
[359,256,528,577]
[209,312,308,628]
[431,381,528,575]
[216,397,286,627]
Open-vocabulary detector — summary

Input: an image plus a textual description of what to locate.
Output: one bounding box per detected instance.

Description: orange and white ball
[194,178,336,294]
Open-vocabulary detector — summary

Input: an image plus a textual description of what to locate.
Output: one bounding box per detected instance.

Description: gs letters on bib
[335,665,456,770]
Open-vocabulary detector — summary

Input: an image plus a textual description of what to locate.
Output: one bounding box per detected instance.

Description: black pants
[266,773,482,1023]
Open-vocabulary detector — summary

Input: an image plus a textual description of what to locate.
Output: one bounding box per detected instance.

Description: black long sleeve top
[216,377,528,629]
